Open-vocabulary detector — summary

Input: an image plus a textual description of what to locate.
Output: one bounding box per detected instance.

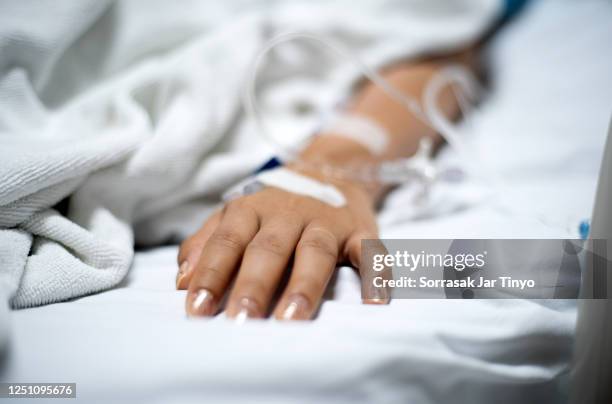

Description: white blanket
[0,0,500,315]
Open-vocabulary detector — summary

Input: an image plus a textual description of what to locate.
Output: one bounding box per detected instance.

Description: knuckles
[297,229,338,260]
[248,232,290,257]
[209,229,246,251]
[223,198,249,215]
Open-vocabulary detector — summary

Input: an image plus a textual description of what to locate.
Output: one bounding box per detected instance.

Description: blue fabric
[503,0,529,20]
[254,156,283,173]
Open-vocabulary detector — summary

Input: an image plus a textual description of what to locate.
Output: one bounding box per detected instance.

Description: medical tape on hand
[320,114,389,156]
[223,167,347,207]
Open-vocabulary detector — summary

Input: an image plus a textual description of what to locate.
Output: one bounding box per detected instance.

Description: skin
[176,50,477,321]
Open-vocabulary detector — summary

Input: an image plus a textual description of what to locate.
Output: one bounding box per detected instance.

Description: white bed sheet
[3,1,612,403]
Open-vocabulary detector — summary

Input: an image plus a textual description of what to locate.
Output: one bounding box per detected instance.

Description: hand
[176,169,388,321]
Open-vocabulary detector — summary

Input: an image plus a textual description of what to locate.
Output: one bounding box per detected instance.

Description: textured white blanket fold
[0,0,499,311]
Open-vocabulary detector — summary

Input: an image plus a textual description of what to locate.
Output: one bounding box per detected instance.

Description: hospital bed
[3,1,612,403]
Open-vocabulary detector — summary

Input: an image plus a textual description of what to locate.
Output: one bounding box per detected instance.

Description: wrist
[286,160,379,208]
[293,134,387,205]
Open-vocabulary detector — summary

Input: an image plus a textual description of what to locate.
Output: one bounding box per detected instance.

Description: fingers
[345,231,391,305]
[176,211,222,289]
[225,214,304,321]
[186,202,259,317]
[273,224,339,321]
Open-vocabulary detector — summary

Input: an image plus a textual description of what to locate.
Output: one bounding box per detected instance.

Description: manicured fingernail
[363,288,390,305]
[186,289,216,317]
[362,278,391,305]
[176,261,190,289]
[363,297,390,304]
[232,297,261,324]
[279,294,311,321]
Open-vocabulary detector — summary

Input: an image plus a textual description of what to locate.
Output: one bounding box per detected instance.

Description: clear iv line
[242,31,483,185]
[243,31,583,236]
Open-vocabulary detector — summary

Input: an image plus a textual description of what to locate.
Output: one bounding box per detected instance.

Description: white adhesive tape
[223,167,347,207]
[320,114,389,156]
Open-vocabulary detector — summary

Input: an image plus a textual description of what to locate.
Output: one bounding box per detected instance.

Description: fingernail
[232,297,261,325]
[363,288,390,305]
[363,297,390,305]
[186,289,216,317]
[362,279,391,305]
[176,261,190,289]
[279,294,311,321]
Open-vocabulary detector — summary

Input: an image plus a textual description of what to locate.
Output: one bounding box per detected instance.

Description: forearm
[298,50,477,203]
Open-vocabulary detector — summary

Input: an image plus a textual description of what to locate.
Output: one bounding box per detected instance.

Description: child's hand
[176,170,385,320]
